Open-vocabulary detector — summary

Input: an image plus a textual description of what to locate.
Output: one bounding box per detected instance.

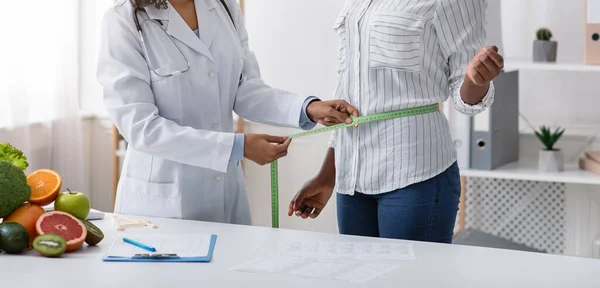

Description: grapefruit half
[35,211,87,252]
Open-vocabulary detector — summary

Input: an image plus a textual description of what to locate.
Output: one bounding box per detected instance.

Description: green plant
[534,125,565,151]
[536,28,553,41]
[0,143,28,171]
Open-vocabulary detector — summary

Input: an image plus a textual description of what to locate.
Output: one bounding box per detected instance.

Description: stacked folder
[579,151,600,175]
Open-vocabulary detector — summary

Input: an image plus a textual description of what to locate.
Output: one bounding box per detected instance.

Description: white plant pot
[538,150,564,172]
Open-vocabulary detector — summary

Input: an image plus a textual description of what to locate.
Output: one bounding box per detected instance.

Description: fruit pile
[0,142,104,257]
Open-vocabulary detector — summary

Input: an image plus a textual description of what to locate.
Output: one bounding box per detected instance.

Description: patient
[289,0,504,243]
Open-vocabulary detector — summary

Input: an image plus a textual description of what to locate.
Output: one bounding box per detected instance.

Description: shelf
[461,161,600,185]
[504,60,600,73]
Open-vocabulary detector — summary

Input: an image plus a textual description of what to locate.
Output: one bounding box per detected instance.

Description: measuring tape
[269,103,440,228]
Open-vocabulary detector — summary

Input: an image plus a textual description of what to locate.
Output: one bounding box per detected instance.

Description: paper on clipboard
[105,234,211,258]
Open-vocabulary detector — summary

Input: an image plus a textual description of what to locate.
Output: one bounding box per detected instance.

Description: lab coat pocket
[333,13,348,74]
[118,176,183,219]
[369,11,426,72]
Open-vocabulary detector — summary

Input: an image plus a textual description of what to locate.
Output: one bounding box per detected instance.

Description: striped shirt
[329,0,495,195]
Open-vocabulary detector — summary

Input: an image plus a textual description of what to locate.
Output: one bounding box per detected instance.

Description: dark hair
[131,0,168,9]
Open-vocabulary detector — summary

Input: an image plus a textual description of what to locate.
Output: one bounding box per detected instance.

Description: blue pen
[123,238,156,252]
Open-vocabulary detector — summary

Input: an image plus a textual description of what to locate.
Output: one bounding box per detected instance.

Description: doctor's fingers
[322,118,339,126]
[332,100,359,118]
[265,135,288,144]
[273,138,292,153]
[322,108,353,126]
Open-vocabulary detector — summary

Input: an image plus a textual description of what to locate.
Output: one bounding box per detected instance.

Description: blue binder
[102,234,217,263]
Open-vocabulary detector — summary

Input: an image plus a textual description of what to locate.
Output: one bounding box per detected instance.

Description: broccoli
[0,143,29,171]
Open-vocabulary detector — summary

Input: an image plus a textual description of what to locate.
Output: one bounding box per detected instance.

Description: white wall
[243,0,345,101]
[242,0,346,233]
[501,0,600,137]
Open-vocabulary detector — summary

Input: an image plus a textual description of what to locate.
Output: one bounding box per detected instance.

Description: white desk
[1,214,599,288]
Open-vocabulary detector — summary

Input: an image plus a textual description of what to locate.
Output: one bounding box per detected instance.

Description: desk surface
[1,214,599,288]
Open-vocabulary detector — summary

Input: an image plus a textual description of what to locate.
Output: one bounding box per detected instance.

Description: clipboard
[102,234,217,263]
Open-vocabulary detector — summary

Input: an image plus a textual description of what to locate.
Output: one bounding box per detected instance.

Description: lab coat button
[208,71,216,78]
[214,176,221,181]
[211,123,219,129]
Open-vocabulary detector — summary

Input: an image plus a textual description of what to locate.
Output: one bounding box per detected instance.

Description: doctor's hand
[244,134,291,166]
[306,100,359,126]
[287,177,334,219]
[466,45,504,86]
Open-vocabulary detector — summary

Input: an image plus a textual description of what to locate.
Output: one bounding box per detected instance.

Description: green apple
[54,189,91,220]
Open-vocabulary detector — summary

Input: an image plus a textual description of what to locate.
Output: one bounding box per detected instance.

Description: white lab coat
[96,0,307,225]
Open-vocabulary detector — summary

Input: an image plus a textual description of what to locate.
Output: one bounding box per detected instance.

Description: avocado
[0,161,31,218]
[0,222,30,254]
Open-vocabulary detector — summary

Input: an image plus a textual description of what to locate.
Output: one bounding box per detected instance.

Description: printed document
[231,240,415,283]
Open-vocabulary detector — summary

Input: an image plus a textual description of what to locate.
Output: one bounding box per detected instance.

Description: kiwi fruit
[32,234,67,257]
[81,219,104,246]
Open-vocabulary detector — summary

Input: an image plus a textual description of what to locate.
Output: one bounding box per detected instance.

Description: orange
[26,169,62,206]
[4,202,46,246]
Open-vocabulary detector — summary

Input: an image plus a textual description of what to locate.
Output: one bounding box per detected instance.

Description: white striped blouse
[328,0,495,195]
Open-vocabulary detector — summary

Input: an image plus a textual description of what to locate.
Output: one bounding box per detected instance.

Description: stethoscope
[133,7,191,78]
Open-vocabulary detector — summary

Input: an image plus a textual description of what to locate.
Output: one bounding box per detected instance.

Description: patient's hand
[288,177,334,219]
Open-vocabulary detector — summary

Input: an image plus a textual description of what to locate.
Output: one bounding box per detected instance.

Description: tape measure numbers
[269,103,440,228]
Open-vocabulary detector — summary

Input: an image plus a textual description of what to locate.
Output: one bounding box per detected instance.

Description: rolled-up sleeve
[433,0,495,116]
[328,130,337,149]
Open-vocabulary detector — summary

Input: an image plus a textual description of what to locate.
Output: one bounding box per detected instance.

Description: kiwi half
[81,219,104,246]
[32,234,67,257]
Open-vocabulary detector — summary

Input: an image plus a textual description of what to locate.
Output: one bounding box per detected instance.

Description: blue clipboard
[102,234,217,263]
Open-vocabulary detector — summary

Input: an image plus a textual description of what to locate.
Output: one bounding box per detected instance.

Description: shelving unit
[461,161,600,185]
[504,59,600,73]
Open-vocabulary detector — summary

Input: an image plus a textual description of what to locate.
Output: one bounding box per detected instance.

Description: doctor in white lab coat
[96,0,358,225]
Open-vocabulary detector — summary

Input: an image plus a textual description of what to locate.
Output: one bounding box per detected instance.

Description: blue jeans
[336,162,461,243]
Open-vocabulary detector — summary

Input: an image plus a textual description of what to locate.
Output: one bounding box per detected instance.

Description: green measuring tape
[269,103,440,228]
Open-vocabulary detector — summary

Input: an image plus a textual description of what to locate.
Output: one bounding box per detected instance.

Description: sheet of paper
[234,240,415,283]
[278,241,319,258]
[231,255,400,284]
[280,241,415,260]
[106,234,211,258]
[333,263,401,283]
[230,254,313,273]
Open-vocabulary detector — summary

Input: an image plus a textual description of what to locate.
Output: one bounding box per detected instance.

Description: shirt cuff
[299,96,319,130]
[231,133,245,164]
[451,78,495,116]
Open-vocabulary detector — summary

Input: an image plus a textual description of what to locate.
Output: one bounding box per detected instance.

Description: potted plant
[535,125,565,172]
[533,28,558,62]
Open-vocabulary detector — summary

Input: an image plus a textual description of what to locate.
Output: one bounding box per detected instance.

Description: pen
[123,237,156,252]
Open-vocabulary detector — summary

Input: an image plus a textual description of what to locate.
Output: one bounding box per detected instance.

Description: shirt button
[211,123,219,129]
[209,71,216,78]
[214,176,221,181]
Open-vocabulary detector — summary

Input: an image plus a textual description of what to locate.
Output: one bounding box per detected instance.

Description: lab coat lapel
[195,0,217,50]
[145,3,215,61]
